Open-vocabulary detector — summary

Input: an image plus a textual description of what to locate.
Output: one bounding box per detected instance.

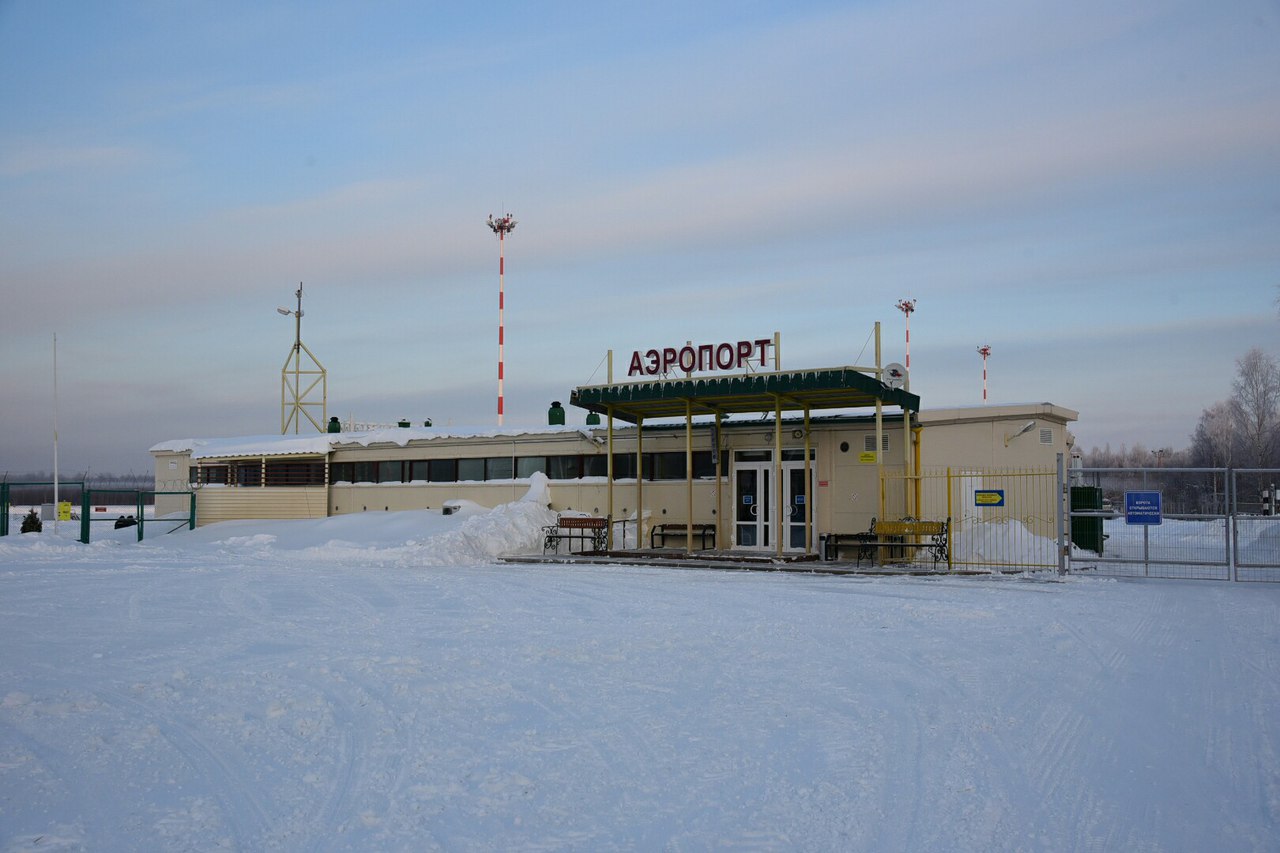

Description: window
[376,461,402,484]
[407,460,429,481]
[516,456,547,478]
[352,461,377,483]
[650,452,686,480]
[582,455,609,478]
[234,461,262,487]
[486,456,514,480]
[196,465,229,485]
[428,459,457,482]
[265,461,326,486]
[546,455,581,480]
[692,450,726,479]
[457,458,485,481]
[611,453,638,479]
[863,434,890,453]
[330,462,354,483]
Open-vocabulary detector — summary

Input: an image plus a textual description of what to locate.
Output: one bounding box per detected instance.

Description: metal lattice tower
[279,283,327,434]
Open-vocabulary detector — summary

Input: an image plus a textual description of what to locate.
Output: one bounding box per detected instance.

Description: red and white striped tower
[977,344,991,404]
[487,213,517,426]
[895,298,916,387]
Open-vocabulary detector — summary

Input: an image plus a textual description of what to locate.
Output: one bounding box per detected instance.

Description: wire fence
[881,466,1061,571]
[1067,467,1280,582]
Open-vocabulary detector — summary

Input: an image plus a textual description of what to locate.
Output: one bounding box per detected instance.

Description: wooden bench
[826,517,950,567]
[543,515,609,554]
[650,522,716,551]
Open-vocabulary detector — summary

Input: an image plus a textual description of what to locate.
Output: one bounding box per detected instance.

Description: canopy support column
[804,406,812,554]
[714,412,723,552]
[774,394,784,559]
[686,400,694,552]
[636,416,644,548]
[606,405,615,549]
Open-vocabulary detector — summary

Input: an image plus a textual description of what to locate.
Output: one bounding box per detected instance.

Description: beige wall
[152,451,193,517]
[151,403,1078,547]
[918,404,1077,470]
[197,486,329,525]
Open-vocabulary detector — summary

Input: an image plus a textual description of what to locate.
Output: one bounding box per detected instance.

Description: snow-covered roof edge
[150,424,601,460]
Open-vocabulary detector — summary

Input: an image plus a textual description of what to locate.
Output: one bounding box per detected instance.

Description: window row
[330,451,726,485]
[194,461,326,487]
[192,452,726,487]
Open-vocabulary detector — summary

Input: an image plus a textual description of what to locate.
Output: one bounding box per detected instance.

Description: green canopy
[570,367,918,423]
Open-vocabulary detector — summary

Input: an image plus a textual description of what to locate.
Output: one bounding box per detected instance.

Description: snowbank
[2,481,1279,850]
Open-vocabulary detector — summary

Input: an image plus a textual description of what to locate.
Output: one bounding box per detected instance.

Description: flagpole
[53,333,59,534]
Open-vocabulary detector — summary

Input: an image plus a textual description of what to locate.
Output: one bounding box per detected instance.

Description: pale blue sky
[2,1,1277,473]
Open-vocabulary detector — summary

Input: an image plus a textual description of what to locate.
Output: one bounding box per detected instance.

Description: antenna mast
[278,283,327,434]
[976,344,991,404]
[487,213,517,426]
[895,298,916,390]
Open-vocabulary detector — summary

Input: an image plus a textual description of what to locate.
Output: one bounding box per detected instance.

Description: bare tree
[1190,401,1237,468]
[1230,348,1280,467]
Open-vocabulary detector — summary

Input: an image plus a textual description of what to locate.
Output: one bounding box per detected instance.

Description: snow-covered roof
[149,425,603,460]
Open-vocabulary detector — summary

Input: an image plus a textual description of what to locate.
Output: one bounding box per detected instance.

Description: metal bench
[650,522,716,551]
[826,517,950,567]
[543,515,609,554]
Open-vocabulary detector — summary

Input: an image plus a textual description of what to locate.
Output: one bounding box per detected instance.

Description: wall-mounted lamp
[1004,420,1036,447]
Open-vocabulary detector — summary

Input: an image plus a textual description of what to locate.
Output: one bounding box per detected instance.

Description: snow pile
[954,517,1058,567]
[167,473,557,567]
[401,471,557,565]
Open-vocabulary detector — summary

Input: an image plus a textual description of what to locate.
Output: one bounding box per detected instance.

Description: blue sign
[1125,491,1162,525]
[974,489,1005,507]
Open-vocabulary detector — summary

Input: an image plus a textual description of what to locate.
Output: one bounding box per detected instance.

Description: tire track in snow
[96,685,273,846]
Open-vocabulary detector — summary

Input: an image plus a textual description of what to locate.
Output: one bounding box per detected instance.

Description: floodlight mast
[977,344,992,404]
[278,283,327,434]
[895,298,916,390]
[487,213,517,426]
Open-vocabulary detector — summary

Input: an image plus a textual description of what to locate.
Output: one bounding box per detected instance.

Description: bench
[650,522,716,551]
[826,517,950,567]
[543,515,610,554]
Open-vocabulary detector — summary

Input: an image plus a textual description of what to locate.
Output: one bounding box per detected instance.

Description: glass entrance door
[734,449,815,552]
[734,460,771,549]
[785,462,811,550]
[732,458,768,545]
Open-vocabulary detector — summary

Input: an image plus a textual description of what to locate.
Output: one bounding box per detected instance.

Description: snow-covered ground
[2,478,1279,851]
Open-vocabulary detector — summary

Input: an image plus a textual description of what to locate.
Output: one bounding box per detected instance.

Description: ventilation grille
[864,434,890,452]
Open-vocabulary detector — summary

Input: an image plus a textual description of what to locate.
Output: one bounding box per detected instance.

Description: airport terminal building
[152,335,1077,561]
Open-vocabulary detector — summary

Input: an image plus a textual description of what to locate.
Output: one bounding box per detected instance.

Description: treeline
[1079,444,1189,469]
[1188,348,1280,470]
[1080,348,1280,472]
[2,472,156,507]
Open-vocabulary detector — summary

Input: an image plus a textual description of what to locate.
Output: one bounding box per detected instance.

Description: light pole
[1151,448,1166,468]
[977,344,991,404]
[895,298,916,389]
[277,283,327,434]
[487,213,517,426]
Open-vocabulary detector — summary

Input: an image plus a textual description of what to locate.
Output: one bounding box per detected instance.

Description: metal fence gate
[1231,468,1280,581]
[1065,466,1279,581]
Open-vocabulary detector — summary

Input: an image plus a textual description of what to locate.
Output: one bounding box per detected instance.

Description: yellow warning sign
[859,451,878,464]
[974,490,1005,507]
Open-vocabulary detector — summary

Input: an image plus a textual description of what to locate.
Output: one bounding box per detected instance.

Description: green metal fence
[1,483,194,542]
